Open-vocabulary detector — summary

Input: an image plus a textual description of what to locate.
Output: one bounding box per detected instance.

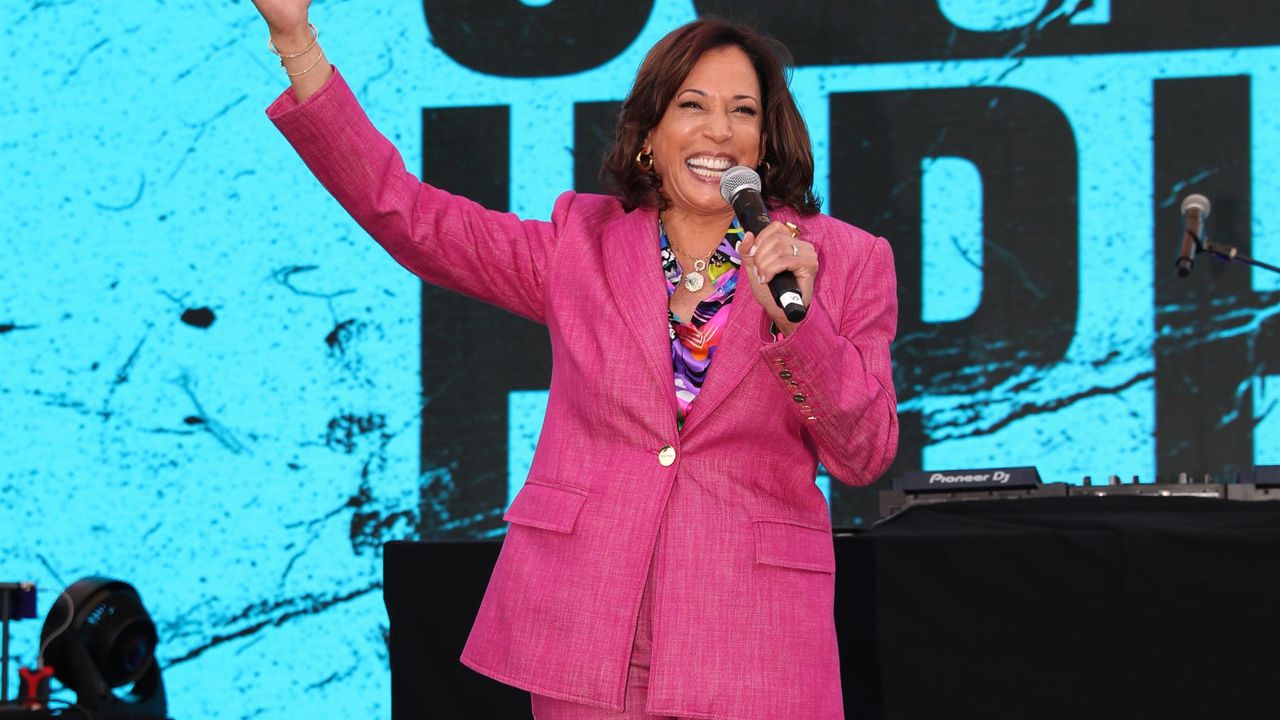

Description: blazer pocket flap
[753,519,836,573]
[503,481,588,534]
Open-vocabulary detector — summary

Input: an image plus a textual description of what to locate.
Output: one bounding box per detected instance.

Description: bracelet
[268,23,318,60]
[286,48,326,77]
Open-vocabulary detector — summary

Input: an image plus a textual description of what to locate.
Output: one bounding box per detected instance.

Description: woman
[254,2,898,718]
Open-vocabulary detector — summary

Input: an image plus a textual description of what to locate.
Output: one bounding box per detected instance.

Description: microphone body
[1177,194,1210,278]
[720,167,807,322]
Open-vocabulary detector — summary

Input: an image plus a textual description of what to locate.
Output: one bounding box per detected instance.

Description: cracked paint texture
[0,2,429,717]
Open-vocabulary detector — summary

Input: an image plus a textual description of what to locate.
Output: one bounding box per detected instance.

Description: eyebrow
[678,88,761,103]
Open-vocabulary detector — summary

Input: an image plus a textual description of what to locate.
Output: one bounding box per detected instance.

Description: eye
[733,105,759,116]
[679,100,704,110]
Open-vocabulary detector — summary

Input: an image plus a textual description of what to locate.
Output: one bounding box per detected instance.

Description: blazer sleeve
[266,68,562,324]
[757,232,899,487]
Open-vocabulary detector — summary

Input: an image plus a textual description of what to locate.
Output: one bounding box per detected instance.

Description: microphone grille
[1181,193,1211,218]
[720,166,762,203]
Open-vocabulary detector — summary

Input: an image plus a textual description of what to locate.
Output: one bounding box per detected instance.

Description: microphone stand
[1190,231,1280,276]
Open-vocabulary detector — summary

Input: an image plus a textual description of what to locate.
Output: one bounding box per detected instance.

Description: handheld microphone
[720,166,807,322]
[1177,194,1210,278]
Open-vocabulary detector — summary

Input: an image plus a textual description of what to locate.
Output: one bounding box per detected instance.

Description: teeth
[686,156,733,173]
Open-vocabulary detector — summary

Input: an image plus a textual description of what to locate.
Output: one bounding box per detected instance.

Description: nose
[703,109,733,143]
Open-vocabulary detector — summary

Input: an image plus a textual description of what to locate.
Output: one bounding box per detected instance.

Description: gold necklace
[662,221,719,292]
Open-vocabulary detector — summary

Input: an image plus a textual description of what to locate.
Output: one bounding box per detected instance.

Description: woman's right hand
[250,0,312,40]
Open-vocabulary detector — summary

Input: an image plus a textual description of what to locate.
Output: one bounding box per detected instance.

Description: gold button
[806,415,818,423]
[793,394,807,403]
[778,370,793,379]
[658,445,676,466]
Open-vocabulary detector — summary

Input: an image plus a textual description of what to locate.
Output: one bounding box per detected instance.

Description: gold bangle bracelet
[269,23,318,60]
[285,48,326,77]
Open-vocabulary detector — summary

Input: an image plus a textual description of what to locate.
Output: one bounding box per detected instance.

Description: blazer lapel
[601,207,679,417]
[680,206,804,436]
[679,267,767,436]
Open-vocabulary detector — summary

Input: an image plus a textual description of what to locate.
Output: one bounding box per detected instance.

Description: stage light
[39,577,167,719]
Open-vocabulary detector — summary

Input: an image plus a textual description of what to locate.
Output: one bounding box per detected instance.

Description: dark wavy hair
[600,18,821,215]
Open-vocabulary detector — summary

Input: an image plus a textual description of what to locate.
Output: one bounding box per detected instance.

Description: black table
[384,540,526,717]
[386,496,1280,719]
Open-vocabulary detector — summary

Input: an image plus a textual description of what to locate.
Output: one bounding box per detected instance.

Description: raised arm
[256,3,568,323]
[251,0,332,101]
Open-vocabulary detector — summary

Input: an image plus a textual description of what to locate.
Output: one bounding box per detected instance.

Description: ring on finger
[791,243,799,257]
[784,221,801,238]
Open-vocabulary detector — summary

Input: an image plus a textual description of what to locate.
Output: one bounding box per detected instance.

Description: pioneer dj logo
[929,471,1012,485]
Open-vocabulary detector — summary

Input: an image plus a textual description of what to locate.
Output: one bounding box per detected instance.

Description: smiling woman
[642,47,765,220]
[602,20,821,219]
[253,3,899,717]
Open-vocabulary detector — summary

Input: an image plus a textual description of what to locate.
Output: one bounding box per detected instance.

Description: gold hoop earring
[757,159,772,174]
[636,148,653,170]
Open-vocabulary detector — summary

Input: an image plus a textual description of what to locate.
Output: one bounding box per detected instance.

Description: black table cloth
[387,496,1280,719]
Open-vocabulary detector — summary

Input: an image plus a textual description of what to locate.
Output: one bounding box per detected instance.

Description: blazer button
[778,370,793,379]
[658,445,676,466]
[792,394,807,403]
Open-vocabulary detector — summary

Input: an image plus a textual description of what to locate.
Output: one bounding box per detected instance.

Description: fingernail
[749,245,757,257]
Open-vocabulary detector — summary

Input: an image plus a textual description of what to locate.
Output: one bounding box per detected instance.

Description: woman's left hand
[739,220,818,336]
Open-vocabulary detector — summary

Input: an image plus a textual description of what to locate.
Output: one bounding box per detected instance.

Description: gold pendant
[683,272,705,292]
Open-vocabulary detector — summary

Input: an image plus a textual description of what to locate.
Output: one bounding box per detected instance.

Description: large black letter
[423,0,653,77]
[693,0,1280,66]
[828,87,1079,523]
[419,105,553,537]
[1154,75,1280,480]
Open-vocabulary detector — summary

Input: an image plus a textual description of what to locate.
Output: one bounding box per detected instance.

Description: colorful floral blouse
[660,220,745,426]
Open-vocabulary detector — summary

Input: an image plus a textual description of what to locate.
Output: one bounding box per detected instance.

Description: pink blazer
[270,70,898,720]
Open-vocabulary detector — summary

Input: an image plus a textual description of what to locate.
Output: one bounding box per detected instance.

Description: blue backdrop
[3,0,1279,717]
